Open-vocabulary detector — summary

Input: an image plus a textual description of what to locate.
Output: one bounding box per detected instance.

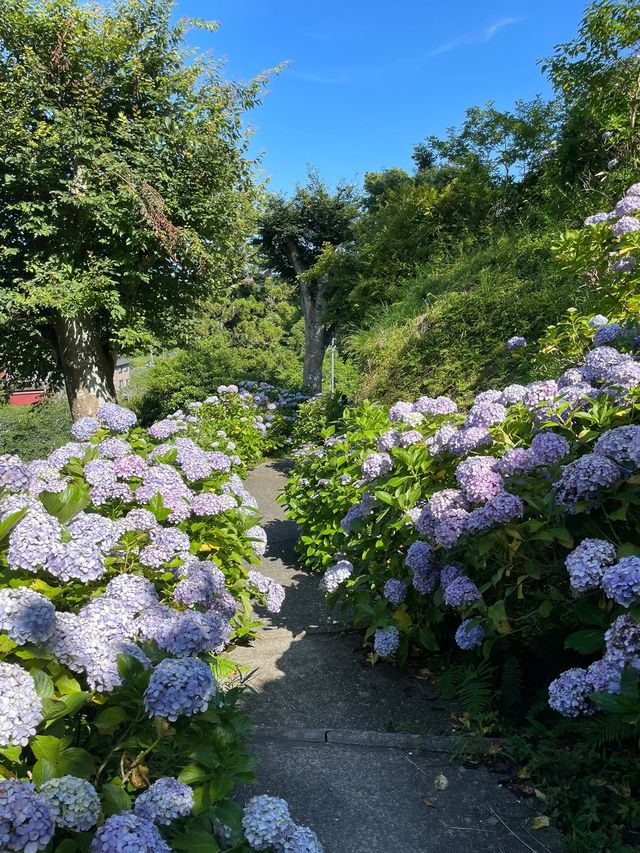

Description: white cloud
[429,16,521,57]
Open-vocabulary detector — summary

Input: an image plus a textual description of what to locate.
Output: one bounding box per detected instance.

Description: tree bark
[53,313,117,419]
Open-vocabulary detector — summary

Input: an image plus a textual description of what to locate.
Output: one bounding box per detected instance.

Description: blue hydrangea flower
[605,614,640,670]
[588,315,609,328]
[90,812,170,852]
[443,576,482,608]
[584,213,610,226]
[465,402,507,429]
[585,658,622,695]
[612,215,640,236]
[548,668,593,717]
[274,823,324,853]
[593,425,640,464]
[8,507,62,573]
[455,620,485,650]
[71,417,100,440]
[499,384,528,405]
[374,625,400,658]
[144,658,216,721]
[455,457,503,503]
[594,323,626,347]
[134,777,194,825]
[383,579,407,605]
[0,454,29,491]
[495,448,538,477]
[405,541,434,571]
[247,571,286,613]
[47,536,106,583]
[433,508,470,549]
[39,776,100,831]
[0,587,55,644]
[507,336,526,349]
[174,560,226,608]
[553,453,623,506]
[98,437,132,459]
[191,493,237,516]
[602,557,640,606]
[319,560,353,594]
[0,662,43,746]
[482,491,524,524]
[243,795,292,850]
[447,427,493,456]
[0,780,54,851]
[582,346,630,382]
[565,539,617,593]
[522,381,559,411]
[377,430,401,452]
[148,419,182,440]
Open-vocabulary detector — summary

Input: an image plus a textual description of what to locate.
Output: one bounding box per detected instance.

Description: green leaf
[101,783,132,816]
[564,629,605,654]
[31,758,59,786]
[32,669,55,699]
[179,764,209,784]
[58,748,96,779]
[171,830,220,852]
[31,735,63,763]
[95,706,131,732]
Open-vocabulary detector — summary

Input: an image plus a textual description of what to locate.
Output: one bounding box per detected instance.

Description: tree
[256,172,359,394]
[0,0,262,418]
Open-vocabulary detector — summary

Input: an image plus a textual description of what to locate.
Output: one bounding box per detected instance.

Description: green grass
[0,395,72,461]
[347,228,585,404]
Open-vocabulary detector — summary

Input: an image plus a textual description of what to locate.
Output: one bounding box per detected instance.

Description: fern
[436,661,494,717]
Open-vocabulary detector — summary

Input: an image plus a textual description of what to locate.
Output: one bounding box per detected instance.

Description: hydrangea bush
[284,184,640,726]
[0,398,321,851]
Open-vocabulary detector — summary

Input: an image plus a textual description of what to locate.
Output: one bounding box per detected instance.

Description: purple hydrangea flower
[209,590,238,620]
[530,431,570,464]
[606,359,640,389]
[247,571,286,614]
[39,776,100,832]
[104,575,159,615]
[374,625,400,657]
[148,419,182,440]
[588,315,609,329]
[113,453,149,480]
[614,196,640,216]
[96,403,137,433]
[362,452,393,481]
[383,579,407,605]
[404,541,435,571]
[523,381,559,411]
[464,507,492,535]
[500,384,528,405]
[495,447,538,476]
[602,557,640,606]
[455,457,503,503]
[191,493,237,516]
[398,430,423,448]
[340,494,374,532]
[98,437,132,459]
[440,563,464,589]
[0,663,43,746]
[474,390,503,405]
[174,560,226,608]
[548,668,593,716]
[0,454,29,492]
[433,508,470,549]
[566,538,617,593]
[48,537,106,583]
[593,425,640,464]
[465,403,507,429]
[377,430,401,452]
[414,396,457,416]
[455,620,485,650]
[585,658,622,694]
[8,507,62,573]
[554,453,623,506]
[426,425,458,456]
[612,215,640,236]
[144,657,216,721]
[90,812,170,852]
[610,255,636,273]
[483,491,524,524]
[0,780,54,851]
[140,527,191,568]
[134,777,193,825]
[447,427,493,456]
[319,560,353,594]
[507,336,526,349]
[582,346,630,382]
[243,795,291,850]
[584,213,610,226]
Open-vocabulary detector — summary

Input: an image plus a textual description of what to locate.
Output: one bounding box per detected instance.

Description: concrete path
[231,461,562,853]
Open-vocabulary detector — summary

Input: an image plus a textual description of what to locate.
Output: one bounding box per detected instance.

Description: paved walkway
[231,461,562,853]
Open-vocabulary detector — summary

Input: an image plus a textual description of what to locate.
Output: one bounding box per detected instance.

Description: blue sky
[177,1,588,193]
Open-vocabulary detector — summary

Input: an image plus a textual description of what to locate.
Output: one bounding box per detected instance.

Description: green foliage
[0,396,72,461]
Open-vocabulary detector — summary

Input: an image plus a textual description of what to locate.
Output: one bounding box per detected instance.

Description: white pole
[330,337,336,394]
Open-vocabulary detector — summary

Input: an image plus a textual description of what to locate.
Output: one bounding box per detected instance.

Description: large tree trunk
[300,279,330,396]
[53,313,117,419]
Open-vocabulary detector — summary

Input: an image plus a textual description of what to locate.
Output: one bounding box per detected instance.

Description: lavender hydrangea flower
[443,575,481,608]
[0,780,54,851]
[377,430,401,452]
[398,430,423,448]
[548,668,593,716]
[474,390,503,405]
[209,590,238,620]
[191,493,237,516]
[464,507,492,535]
[582,346,630,382]
[584,213,610,226]
[594,323,625,347]
[156,610,232,656]
[588,315,609,329]
[507,336,526,349]
[247,571,286,613]
[566,539,617,593]
[455,457,503,503]
[148,419,182,440]
[404,541,434,571]
[483,491,524,524]
[500,384,528,405]
[606,359,640,389]
[39,776,100,831]
[47,537,106,583]
[523,381,559,411]
[319,560,353,594]
[602,557,640,606]
[140,527,190,569]
[455,620,485,650]
[0,663,43,746]
[374,625,400,657]
[247,525,268,557]
[530,431,570,464]
[120,508,158,533]
[0,455,29,492]
[612,215,640,236]
[447,427,493,456]
[71,417,101,440]
[67,512,119,549]
[495,447,538,476]
[362,452,393,481]
[388,401,415,423]
[144,657,216,721]
[0,587,55,644]
[340,494,374,532]
[414,396,458,416]
[134,777,194,825]
[97,403,137,433]
[90,812,170,853]
[553,453,623,506]
[174,561,226,608]
[605,614,640,670]
[104,575,159,614]
[383,579,407,605]
[411,561,440,594]
[98,437,132,459]
[113,453,149,480]
[614,196,640,216]
[8,507,62,573]
[585,658,623,695]
[243,795,291,850]
[433,508,470,549]
[593,425,640,464]
[426,425,458,456]
[465,402,507,429]
[610,255,636,273]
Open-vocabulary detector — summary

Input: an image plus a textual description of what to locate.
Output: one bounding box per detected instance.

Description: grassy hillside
[347,227,585,404]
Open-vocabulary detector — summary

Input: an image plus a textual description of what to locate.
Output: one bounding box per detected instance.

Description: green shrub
[0,396,72,461]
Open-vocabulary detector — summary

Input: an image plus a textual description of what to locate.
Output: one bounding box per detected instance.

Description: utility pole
[330,337,336,394]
